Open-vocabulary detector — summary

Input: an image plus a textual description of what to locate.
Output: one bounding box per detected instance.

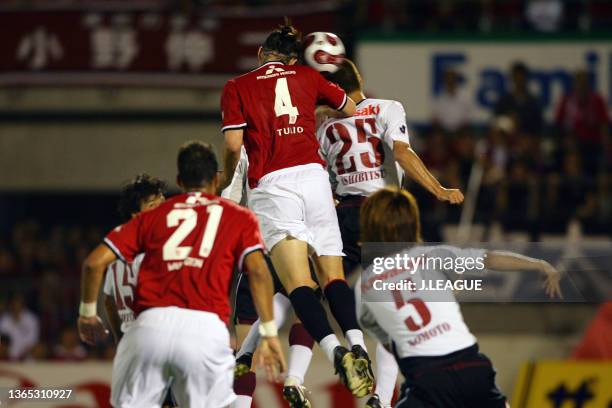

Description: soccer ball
[303,32,345,73]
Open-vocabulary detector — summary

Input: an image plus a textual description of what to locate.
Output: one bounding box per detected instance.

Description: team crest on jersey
[265,66,285,75]
[257,65,296,80]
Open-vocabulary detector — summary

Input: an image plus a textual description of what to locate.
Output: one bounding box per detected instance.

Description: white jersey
[317,98,410,196]
[355,245,482,358]
[221,146,249,205]
[103,254,143,333]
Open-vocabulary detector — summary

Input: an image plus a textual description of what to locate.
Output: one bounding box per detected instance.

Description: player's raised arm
[485,251,562,299]
[220,129,243,193]
[393,140,463,204]
[340,96,356,117]
[316,70,356,118]
[220,78,247,192]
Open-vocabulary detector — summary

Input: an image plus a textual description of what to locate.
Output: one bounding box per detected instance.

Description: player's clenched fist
[437,188,464,204]
[77,315,109,345]
[255,336,287,383]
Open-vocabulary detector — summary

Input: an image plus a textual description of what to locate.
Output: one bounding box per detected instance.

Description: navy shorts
[395,344,507,408]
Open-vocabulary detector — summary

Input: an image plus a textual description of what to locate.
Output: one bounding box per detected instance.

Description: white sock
[286,345,313,386]
[319,334,341,363]
[236,293,292,358]
[236,321,260,359]
[346,329,367,351]
[374,342,399,407]
[231,395,252,408]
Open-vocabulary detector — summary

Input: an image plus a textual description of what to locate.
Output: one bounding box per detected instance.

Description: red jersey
[221,61,347,188]
[104,192,264,323]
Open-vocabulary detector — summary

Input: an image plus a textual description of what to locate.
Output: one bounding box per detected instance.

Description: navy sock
[289,286,334,343]
[324,279,360,333]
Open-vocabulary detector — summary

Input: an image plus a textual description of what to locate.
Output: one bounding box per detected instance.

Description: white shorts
[111,307,235,408]
[248,164,344,256]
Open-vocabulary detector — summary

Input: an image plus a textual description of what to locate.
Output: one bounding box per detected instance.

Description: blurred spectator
[494,62,543,135]
[543,151,595,232]
[555,69,610,176]
[0,334,11,360]
[478,0,523,32]
[496,159,538,234]
[432,68,472,135]
[28,342,49,361]
[0,246,17,276]
[53,327,87,361]
[478,116,513,185]
[101,343,116,361]
[0,294,40,360]
[525,0,564,32]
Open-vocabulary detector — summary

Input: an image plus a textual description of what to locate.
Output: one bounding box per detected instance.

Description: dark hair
[0,334,10,346]
[323,59,362,94]
[261,18,302,63]
[511,61,529,76]
[360,187,422,243]
[117,174,166,222]
[177,141,218,189]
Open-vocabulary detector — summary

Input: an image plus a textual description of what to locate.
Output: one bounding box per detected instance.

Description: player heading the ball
[220,20,375,398]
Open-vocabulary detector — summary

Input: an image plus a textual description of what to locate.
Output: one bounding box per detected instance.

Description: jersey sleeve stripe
[336,93,348,111]
[222,123,247,132]
[238,243,264,271]
[103,237,126,263]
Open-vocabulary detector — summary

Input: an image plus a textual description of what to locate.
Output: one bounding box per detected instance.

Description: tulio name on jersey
[276,126,304,136]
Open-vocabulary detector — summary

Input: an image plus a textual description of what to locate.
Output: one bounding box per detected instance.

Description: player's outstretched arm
[219,129,244,193]
[485,251,563,299]
[244,250,287,382]
[78,244,116,344]
[393,140,464,204]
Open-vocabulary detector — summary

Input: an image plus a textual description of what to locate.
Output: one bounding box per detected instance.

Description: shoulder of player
[376,98,405,112]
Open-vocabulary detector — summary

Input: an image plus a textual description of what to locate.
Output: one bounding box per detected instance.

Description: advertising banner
[513,361,612,408]
[357,37,612,123]
[0,6,338,87]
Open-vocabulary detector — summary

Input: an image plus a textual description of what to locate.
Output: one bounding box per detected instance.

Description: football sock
[232,371,256,408]
[319,334,342,363]
[289,286,335,343]
[236,293,291,358]
[324,279,361,334]
[286,323,315,385]
[375,342,399,407]
[345,329,367,351]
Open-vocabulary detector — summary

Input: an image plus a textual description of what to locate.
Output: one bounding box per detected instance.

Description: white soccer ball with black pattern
[303,32,345,73]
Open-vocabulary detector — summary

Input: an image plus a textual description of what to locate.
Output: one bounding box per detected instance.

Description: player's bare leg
[271,237,372,397]
[312,254,375,394]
